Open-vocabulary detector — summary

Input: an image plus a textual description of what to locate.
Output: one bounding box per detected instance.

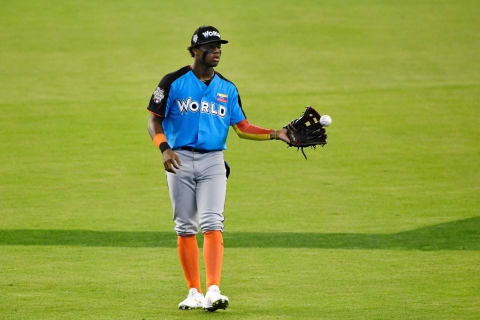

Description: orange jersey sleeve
[232,119,272,140]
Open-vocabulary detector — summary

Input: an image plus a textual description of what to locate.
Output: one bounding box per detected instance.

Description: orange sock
[203,230,224,289]
[177,235,201,292]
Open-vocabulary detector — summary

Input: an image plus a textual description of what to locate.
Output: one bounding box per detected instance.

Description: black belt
[178,146,220,153]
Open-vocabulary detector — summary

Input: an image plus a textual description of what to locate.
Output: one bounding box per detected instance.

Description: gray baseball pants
[166,149,227,236]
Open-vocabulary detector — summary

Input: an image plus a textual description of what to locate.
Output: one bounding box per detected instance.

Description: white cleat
[178,288,205,310]
[203,285,229,312]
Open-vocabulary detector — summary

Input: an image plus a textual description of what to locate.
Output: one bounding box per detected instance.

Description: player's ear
[192,47,201,58]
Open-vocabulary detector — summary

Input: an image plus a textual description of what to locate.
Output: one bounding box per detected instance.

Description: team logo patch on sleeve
[216,93,228,103]
[153,87,165,104]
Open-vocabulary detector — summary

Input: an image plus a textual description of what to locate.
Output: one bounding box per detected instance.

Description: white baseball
[320,115,332,127]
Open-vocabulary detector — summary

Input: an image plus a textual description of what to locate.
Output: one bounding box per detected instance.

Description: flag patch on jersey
[216,93,228,103]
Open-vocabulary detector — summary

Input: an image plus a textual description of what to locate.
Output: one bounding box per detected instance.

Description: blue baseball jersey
[147,66,246,151]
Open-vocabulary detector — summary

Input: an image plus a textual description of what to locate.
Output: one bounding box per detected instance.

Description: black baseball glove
[284,106,328,159]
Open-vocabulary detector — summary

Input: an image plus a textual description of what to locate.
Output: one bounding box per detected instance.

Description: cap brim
[194,39,229,47]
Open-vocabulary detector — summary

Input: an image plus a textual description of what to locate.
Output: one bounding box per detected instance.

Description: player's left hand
[276,128,290,144]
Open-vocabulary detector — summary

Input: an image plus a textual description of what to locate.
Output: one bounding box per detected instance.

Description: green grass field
[1,0,479,319]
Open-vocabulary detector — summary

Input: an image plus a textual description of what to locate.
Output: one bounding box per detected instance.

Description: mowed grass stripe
[0,216,478,250]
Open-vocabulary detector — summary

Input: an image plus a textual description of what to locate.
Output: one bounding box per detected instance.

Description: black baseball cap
[190,26,229,48]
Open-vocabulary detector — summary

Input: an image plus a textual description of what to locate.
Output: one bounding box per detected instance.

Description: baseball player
[147,26,289,312]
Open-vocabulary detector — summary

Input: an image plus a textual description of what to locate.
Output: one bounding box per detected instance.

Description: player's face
[197,42,222,67]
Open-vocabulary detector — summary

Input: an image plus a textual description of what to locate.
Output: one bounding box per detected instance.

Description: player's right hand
[162,149,182,174]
